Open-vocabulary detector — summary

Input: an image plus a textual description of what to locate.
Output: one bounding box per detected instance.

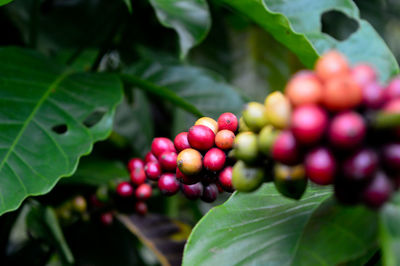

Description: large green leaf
[149,0,211,59]
[183,184,378,265]
[219,0,399,81]
[0,47,123,215]
[0,0,13,6]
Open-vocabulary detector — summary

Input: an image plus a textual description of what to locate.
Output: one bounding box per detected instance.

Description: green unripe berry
[233,132,259,164]
[232,161,264,192]
[258,125,280,156]
[96,186,110,203]
[273,163,307,200]
[239,117,251,132]
[242,102,268,132]
[264,92,291,129]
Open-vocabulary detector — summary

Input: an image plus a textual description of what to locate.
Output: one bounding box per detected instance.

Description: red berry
[343,149,378,181]
[351,64,376,87]
[305,147,336,185]
[328,112,366,150]
[130,168,146,186]
[362,82,386,109]
[219,166,234,192]
[203,148,226,172]
[362,171,393,208]
[188,125,215,150]
[176,168,199,185]
[158,173,180,196]
[381,143,400,172]
[151,137,175,158]
[116,181,134,197]
[323,75,363,111]
[127,158,145,171]
[174,132,190,152]
[144,161,162,180]
[135,183,152,200]
[272,130,300,165]
[201,183,219,203]
[159,151,178,172]
[135,202,148,215]
[90,194,104,208]
[181,182,203,200]
[100,212,113,226]
[145,152,158,163]
[315,50,349,81]
[215,130,235,150]
[291,105,328,145]
[386,77,400,100]
[218,112,238,132]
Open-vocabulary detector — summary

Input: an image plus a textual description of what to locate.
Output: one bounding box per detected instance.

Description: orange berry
[285,71,323,106]
[195,117,218,134]
[215,130,235,150]
[315,50,349,81]
[322,75,362,111]
[177,148,203,175]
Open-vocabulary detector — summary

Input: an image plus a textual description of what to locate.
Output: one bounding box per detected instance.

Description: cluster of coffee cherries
[233,50,400,208]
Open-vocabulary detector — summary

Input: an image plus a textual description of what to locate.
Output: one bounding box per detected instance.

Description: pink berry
[343,149,378,181]
[351,64,376,87]
[159,151,178,172]
[386,76,400,100]
[362,171,393,208]
[144,161,162,180]
[362,82,386,109]
[151,137,175,158]
[130,168,146,186]
[174,132,190,152]
[305,147,336,185]
[158,173,180,196]
[116,181,134,197]
[100,212,113,226]
[203,148,226,172]
[127,158,145,171]
[188,125,215,150]
[381,143,400,172]
[219,166,234,192]
[135,202,148,215]
[218,112,238,132]
[272,130,300,165]
[145,152,158,163]
[135,183,152,200]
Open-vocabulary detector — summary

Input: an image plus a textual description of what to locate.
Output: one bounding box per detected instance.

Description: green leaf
[0,0,13,6]
[183,184,378,265]
[380,193,400,266]
[123,0,132,13]
[0,47,123,215]
[219,0,399,81]
[149,0,211,59]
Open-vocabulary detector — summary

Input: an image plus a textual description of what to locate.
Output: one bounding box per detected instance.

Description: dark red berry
[343,149,378,181]
[100,212,113,226]
[351,64,376,87]
[328,111,366,150]
[116,181,134,197]
[305,147,336,185]
[158,173,180,196]
[201,183,219,203]
[362,82,386,109]
[174,132,190,152]
[144,161,162,180]
[151,137,175,158]
[188,125,215,150]
[386,77,400,100]
[381,143,400,172]
[130,168,146,186]
[272,130,300,165]
[135,202,148,216]
[90,194,104,208]
[203,148,226,172]
[218,166,234,192]
[291,105,328,145]
[145,152,158,163]
[218,112,238,132]
[127,158,145,171]
[181,182,203,200]
[135,183,152,200]
[362,171,393,208]
[176,167,199,184]
[159,151,178,172]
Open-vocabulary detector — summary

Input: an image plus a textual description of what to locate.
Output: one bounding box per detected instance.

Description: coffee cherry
[218,112,238,132]
[158,173,180,196]
[351,64,376,87]
[381,143,400,172]
[285,71,323,106]
[343,149,378,181]
[203,148,226,172]
[362,171,393,208]
[215,130,235,150]
[174,132,190,152]
[100,212,113,226]
[383,99,400,137]
[232,161,264,192]
[176,167,199,184]
[258,126,280,156]
[181,182,203,200]
[130,167,146,186]
[135,202,148,216]
[144,161,162,180]
[145,152,158,163]
[188,125,215,150]
[264,91,291,129]
[135,183,152,200]
[362,82,386,109]
[159,151,178,172]
[323,75,362,111]
[272,130,300,165]
[328,111,366,150]
[90,194,105,208]
[233,132,259,164]
[291,105,328,145]
[116,181,134,197]
[195,117,219,134]
[315,50,349,81]
[274,163,307,200]
[201,183,219,203]
[386,76,400,100]
[72,195,87,213]
[219,166,234,192]
[242,102,268,132]
[95,186,109,203]
[177,148,203,176]
[238,117,251,132]
[127,158,145,171]
[305,147,336,185]
[151,137,175,158]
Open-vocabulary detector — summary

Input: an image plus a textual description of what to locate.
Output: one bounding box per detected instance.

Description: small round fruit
[203,148,226,172]
[242,102,268,132]
[135,183,152,200]
[383,99,400,137]
[176,167,199,184]
[232,161,264,192]
[305,147,336,185]
[291,105,328,145]
[285,71,323,106]
[151,137,175,158]
[72,196,87,213]
[238,117,250,132]
[362,171,393,208]
[181,182,203,200]
[100,212,113,226]
[264,91,291,129]
[215,130,235,150]
[177,148,203,175]
[95,186,109,203]
[343,149,378,181]
[218,112,238,132]
[323,75,362,111]
[130,168,146,186]
[188,125,215,150]
[328,112,366,150]
[135,202,148,216]
[158,173,180,196]
[201,183,219,203]
[272,130,300,165]
[351,64,376,87]
[258,126,280,156]
[274,163,307,200]
[219,166,234,192]
[233,132,259,164]
[195,117,218,134]
[386,77,400,100]
[362,82,386,109]
[145,152,158,163]
[174,132,190,152]
[159,151,178,172]
[144,161,162,180]
[127,158,145,171]
[315,50,349,81]
[116,181,134,197]
[381,143,400,172]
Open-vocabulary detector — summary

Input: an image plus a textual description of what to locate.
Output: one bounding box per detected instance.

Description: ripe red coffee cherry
[351,64,376,87]
[181,182,203,200]
[201,183,219,203]
[203,148,226,172]
[285,71,323,106]
[381,143,400,172]
[116,181,134,197]
[305,147,336,185]
[127,158,145,171]
[176,167,199,184]
[135,202,148,216]
[315,50,349,81]
[362,82,386,109]
[291,105,328,145]
[219,166,234,192]
[159,151,178,172]
[177,148,203,176]
[151,137,175,158]
[343,149,378,181]
[386,77,400,100]
[362,171,393,208]
[215,130,235,150]
[188,125,215,150]
[158,173,180,196]
[218,112,238,132]
[272,130,300,165]
[130,168,146,186]
[174,132,190,152]
[135,183,152,200]
[145,152,158,163]
[144,161,162,180]
[328,112,366,150]
[100,212,113,226]
[323,75,362,111]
